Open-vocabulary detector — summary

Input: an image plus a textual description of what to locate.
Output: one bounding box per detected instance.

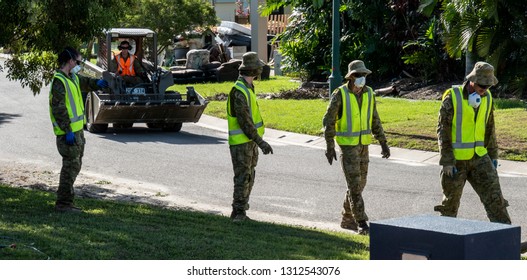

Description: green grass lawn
[0,185,369,260]
[196,77,527,161]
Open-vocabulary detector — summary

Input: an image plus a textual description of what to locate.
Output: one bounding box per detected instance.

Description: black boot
[358,220,369,235]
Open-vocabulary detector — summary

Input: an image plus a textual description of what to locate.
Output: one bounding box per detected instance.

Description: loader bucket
[88,90,208,125]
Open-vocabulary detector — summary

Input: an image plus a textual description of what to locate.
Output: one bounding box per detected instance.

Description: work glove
[442,165,457,178]
[97,79,109,88]
[380,142,391,159]
[258,140,273,155]
[65,131,75,145]
[325,142,337,165]
[492,159,498,169]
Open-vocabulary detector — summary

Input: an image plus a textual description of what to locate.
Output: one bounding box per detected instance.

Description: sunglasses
[75,60,82,65]
[353,73,367,78]
[476,83,491,90]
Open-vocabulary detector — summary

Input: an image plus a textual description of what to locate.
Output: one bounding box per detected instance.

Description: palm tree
[262,0,428,82]
[436,0,527,96]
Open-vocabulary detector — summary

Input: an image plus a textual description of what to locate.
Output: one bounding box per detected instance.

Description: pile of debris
[207,86,328,101]
[259,88,328,100]
[372,78,459,100]
[167,21,274,84]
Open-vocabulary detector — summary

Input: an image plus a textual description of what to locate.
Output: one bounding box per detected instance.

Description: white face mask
[70,65,82,74]
[468,92,481,108]
[354,76,366,88]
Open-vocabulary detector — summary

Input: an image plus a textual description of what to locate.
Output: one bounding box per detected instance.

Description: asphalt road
[1,69,526,242]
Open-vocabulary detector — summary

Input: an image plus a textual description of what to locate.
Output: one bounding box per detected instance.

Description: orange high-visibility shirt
[115,54,136,76]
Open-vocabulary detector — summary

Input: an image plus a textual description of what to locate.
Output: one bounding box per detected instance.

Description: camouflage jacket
[323,82,387,148]
[50,70,100,134]
[437,82,498,166]
[228,76,264,145]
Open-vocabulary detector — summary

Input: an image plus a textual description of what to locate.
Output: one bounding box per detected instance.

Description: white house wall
[214,2,236,22]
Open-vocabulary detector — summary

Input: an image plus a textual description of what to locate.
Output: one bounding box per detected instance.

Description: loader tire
[162,122,183,132]
[87,123,108,133]
[85,95,108,133]
[113,123,134,129]
[147,123,163,129]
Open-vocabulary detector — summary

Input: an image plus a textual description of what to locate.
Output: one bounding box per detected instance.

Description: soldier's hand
[65,131,75,145]
[380,142,390,159]
[442,165,457,177]
[325,148,337,165]
[258,141,273,155]
[96,79,108,88]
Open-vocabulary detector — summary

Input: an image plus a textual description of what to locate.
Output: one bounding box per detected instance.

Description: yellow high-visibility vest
[49,72,85,135]
[446,87,492,160]
[227,80,264,145]
[335,85,374,146]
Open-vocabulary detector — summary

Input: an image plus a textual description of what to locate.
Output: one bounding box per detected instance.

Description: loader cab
[97,28,157,70]
[108,37,156,74]
[96,28,161,92]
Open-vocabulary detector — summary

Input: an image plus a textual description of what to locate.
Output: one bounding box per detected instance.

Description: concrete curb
[196,114,527,177]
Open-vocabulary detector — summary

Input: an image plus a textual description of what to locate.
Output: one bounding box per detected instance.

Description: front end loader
[80,28,208,133]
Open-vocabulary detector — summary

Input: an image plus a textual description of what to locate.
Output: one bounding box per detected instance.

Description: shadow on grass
[0,185,369,260]
[494,99,526,110]
[22,181,183,211]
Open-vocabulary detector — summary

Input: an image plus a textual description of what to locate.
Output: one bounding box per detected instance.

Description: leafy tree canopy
[121,0,219,54]
[0,0,129,95]
[262,0,429,82]
[0,0,217,95]
[421,0,527,97]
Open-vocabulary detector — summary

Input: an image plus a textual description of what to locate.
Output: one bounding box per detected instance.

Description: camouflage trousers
[230,142,259,214]
[55,130,85,206]
[340,144,370,222]
[435,154,511,224]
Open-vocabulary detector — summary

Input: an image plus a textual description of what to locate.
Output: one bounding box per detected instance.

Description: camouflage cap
[239,52,265,71]
[344,60,372,79]
[466,62,498,86]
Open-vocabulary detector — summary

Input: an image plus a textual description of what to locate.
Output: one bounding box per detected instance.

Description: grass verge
[198,78,527,161]
[0,184,369,260]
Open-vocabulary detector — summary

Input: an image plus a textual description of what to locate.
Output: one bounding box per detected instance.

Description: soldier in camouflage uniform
[323,60,390,235]
[435,62,511,224]
[227,52,273,222]
[50,47,108,213]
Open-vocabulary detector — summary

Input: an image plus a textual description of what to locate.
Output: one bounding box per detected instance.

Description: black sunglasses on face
[353,73,367,78]
[75,60,82,65]
[476,83,490,90]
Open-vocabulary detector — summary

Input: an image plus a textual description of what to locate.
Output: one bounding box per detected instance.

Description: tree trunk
[465,50,476,77]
